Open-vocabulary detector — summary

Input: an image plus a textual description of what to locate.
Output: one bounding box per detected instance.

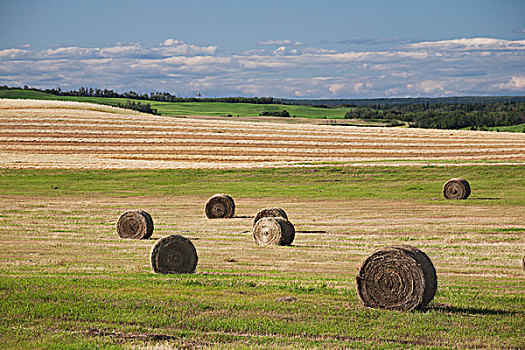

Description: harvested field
[1,99,524,169]
[0,176,524,348]
[0,99,523,349]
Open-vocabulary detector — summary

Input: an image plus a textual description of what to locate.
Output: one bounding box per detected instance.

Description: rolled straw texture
[150,235,198,274]
[138,210,154,239]
[253,207,288,227]
[443,178,471,199]
[356,245,437,311]
[205,194,235,219]
[116,210,153,239]
[253,217,295,246]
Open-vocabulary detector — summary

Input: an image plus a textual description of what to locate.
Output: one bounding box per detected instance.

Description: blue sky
[1,0,524,98]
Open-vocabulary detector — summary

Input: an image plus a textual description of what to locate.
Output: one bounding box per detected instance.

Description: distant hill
[0,89,349,119]
[0,89,66,100]
[1,87,524,131]
[281,96,525,107]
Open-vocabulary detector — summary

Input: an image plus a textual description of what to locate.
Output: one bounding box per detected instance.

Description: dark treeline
[259,110,291,117]
[344,101,525,129]
[116,100,159,115]
[283,96,525,107]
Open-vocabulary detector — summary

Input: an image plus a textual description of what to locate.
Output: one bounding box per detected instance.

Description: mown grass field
[486,124,525,133]
[0,166,524,349]
[2,99,524,170]
[0,89,348,119]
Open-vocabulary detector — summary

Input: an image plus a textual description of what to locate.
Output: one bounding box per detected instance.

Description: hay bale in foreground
[253,217,295,246]
[253,207,288,227]
[356,245,437,311]
[150,235,198,274]
[205,194,235,219]
[116,210,154,239]
[443,178,471,199]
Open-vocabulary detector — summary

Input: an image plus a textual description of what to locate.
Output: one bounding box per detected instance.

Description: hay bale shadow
[430,303,519,316]
[468,197,501,201]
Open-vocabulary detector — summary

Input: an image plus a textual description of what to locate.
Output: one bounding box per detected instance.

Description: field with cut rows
[1,99,524,169]
[0,99,524,349]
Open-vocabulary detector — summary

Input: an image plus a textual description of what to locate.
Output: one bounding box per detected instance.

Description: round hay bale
[138,210,154,239]
[150,235,198,274]
[253,207,288,227]
[116,210,154,239]
[253,217,295,246]
[443,178,471,199]
[205,194,235,219]
[522,256,525,273]
[356,245,437,311]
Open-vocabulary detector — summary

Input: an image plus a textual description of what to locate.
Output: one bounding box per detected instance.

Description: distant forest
[344,102,525,130]
[1,85,524,130]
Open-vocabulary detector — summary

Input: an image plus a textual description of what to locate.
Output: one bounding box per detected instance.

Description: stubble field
[0,100,524,349]
[1,99,524,169]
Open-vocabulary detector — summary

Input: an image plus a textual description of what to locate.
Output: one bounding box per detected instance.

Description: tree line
[116,100,159,115]
[259,110,291,117]
[344,101,525,129]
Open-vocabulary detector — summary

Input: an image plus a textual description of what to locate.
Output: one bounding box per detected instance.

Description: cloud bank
[1,37,524,98]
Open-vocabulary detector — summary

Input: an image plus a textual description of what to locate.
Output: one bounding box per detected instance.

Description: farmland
[1,99,524,169]
[0,89,349,120]
[0,100,524,349]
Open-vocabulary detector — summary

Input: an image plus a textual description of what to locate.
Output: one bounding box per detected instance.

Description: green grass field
[0,166,524,349]
[0,89,348,119]
[486,124,525,133]
[0,166,523,205]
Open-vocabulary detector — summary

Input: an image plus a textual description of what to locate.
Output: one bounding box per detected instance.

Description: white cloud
[43,46,99,58]
[273,46,287,55]
[328,83,347,95]
[257,39,302,46]
[162,39,185,46]
[497,76,525,90]
[300,47,337,54]
[1,37,524,98]
[410,38,525,51]
[156,43,217,56]
[100,45,147,57]
[0,48,31,59]
[417,80,446,94]
[21,41,218,61]
[328,82,367,96]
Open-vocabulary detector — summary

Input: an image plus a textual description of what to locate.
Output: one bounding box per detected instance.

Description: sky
[1,0,524,98]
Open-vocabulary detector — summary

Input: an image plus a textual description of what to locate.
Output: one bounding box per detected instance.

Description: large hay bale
[253,217,295,246]
[205,194,235,219]
[116,210,154,239]
[356,245,437,311]
[150,235,198,274]
[443,178,471,199]
[253,207,288,227]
